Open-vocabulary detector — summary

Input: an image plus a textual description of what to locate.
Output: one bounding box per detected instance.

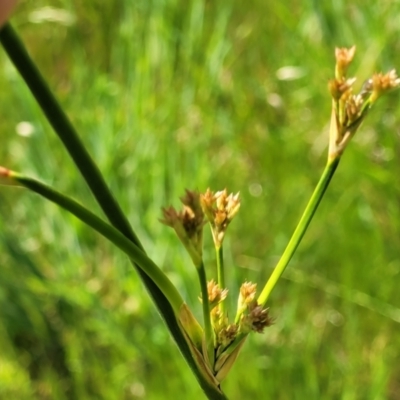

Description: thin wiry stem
[216,245,225,315]
[197,261,215,367]
[257,157,340,307]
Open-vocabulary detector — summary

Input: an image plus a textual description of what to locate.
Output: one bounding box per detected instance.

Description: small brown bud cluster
[212,307,239,356]
[212,280,273,358]
[328,46,400,160]
[205,282,233,350]
[160,189,205,266]
[334,46,356,79]
[239,301,274,333]
[200,189,240,247]
[328,77,356,101]
[200,279,228,309]
[236,281,257,316]
[370,70,400,102]
[239,281,257,304]
[236,282,273,334]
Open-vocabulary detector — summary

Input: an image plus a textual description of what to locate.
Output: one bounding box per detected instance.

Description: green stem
[0,23,140,247]
[7,169,227,393]
[216,245,225,314]
[11,171,184,313]
[197,261,214,366]
[257,157,340,307]
[226,157,341,360]
[0,24,228,399]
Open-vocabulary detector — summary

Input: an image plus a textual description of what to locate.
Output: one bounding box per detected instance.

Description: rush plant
[0,21,398,400]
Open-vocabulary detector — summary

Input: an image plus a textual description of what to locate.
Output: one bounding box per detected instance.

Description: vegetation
[1,1,400,399]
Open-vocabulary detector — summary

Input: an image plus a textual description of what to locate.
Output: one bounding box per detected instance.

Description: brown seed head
[329,48,400,161]
[236,281,257,322]
[160,190,205,266]
[370,70,400,102]
[248,302,274,333]
[200,188,240,247]
[199,188,216,223]
[335,46,356,79]
[214,210,228,227]
[328,77,356,100]
[240,301,274,334]
[345,94,364,124]
[180,189,204,226]
[180,206,199,238]
[206,279,228,309]
[225,192,241,220]
[239,282,257,305]
[160,205,200,238]
[160,206,180,228]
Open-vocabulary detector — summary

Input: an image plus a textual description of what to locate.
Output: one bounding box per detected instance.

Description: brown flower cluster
[200,189,240,247]
[160,189,205,266]
[328,46,400,160]
[207,280,228,308]
[239,301,274,334]
[334,46,356,79]
[236,282,273,334]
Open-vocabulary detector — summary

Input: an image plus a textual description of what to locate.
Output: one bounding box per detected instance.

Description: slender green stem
[257,157,340,307]
[227,157,341,357]
[0,23,141,247]
[197,261,214,366]
[0,25,229,398]
[216,246,225,288]
[216,245,225,314]
[10,171,184,312]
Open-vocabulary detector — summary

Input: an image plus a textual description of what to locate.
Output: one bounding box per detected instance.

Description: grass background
[1,0,400,399]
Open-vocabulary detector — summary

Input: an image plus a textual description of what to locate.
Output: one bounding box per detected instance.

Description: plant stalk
[257,156,340,307]
[216,245,225,314]
[0,23,228,399]
[5,169,184,312]
[0,23,141,247]
[197,261,215,367]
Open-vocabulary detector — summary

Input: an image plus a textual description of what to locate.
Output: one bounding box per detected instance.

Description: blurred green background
[1,1,400,399]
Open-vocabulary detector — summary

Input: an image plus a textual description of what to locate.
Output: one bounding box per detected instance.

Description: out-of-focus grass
[1,0,400,398]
